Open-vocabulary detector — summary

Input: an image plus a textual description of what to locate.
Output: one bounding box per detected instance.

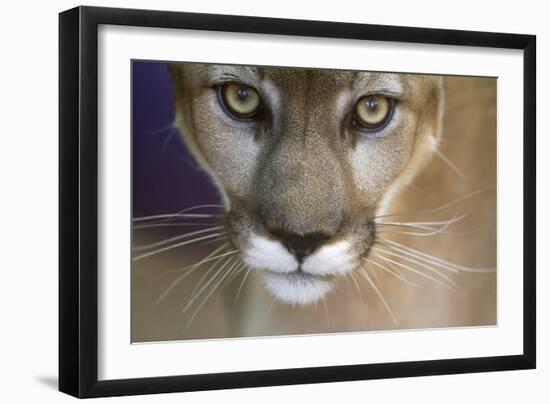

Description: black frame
[59,6,536,398]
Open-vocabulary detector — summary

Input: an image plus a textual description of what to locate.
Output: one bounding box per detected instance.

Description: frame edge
[58,5,537,398]
[522,34,536,369]
[58,6,81,398]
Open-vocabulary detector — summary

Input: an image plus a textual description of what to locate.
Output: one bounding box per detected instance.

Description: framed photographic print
[59,6,536,398]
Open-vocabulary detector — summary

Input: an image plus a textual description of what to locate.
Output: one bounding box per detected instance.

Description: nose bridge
[256,99,346,235]
[281,74,332,146]
[277,76,342,190]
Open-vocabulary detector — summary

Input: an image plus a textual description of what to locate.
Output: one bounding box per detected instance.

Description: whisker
[374,185,495,220]
[153,243,230,305]
[321,298,330,327]
[223,261,246,288]
[348,272,364,302]
[376,211,467,237]
[377,229,450,237]
[179,204,224,213]
[151,123,175,136]
[199,234,230,246]
[133,222,220,230]
[133,213,222,223]
[365,259,380,285]
[169,249,238,273]
[378,241,456,273]
[185,255,237,312]
[183,261,236,333]
[376,211,467,227]
[377,226,491,237]
[331,284,354,298]
[383,239,495,273]
[377,223,438,232]
[132,232,222,261]
[160,126,177,153]
[373,247,460,288]
[266,298,278,318]
[360,267,398,326]
[342,273,353,291]
[378,230,435,237]
[183,256,237,313]
[370,251,457,291]
[189,257,227,295]
[349,270,369,326]
[233,266,252,308]
[161,205,225,228]
[434,148,467,181]
[365,258,420,288]
[133,226,224,251]
[376,211,467,234]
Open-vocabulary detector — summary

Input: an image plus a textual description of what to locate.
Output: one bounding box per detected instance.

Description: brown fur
[171,64,442,260]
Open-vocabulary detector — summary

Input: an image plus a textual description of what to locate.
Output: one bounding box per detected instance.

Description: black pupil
[365,98,378,111]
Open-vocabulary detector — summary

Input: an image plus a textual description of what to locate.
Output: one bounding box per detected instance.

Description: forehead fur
[174,63,440,94]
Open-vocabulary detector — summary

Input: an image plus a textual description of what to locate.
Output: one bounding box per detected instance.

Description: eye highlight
[354,95,394,131]
[220,83,261,119]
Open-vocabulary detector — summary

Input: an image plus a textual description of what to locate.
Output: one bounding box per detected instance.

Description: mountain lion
[132,62,496,340]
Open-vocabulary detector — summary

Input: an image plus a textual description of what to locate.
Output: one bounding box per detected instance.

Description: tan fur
[171,64,443,253]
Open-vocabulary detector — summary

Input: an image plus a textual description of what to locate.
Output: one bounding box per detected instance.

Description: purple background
[132,61,220,218]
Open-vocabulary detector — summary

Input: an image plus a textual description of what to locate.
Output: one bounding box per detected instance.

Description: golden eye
[354,95,393,130]
[221,83,261,119]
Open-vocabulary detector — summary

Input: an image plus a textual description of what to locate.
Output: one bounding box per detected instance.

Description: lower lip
[280,270,334,282]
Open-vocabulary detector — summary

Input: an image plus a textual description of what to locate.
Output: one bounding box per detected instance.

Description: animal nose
[269,229,331,263]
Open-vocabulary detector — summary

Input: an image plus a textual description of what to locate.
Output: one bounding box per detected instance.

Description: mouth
[262,269,336,305]
[240,231,362,305]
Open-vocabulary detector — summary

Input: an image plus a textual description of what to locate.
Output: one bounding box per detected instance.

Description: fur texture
[171,64,443,304]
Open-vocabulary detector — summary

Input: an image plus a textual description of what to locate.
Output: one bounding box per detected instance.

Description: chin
[241,233,359,306]
[262,271,333,305]
[241,233,360,305]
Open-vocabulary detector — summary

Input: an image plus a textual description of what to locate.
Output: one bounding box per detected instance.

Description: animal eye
[220,83,261,119]
[354,95,394,130]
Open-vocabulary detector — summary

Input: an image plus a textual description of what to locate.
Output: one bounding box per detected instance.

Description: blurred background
[132,61,496,343]
[132,61,220,217]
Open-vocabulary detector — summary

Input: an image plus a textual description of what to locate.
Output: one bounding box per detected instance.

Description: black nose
[269,229,331,262]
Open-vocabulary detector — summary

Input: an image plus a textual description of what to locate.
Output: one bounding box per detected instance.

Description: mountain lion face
[171,63,444,305]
